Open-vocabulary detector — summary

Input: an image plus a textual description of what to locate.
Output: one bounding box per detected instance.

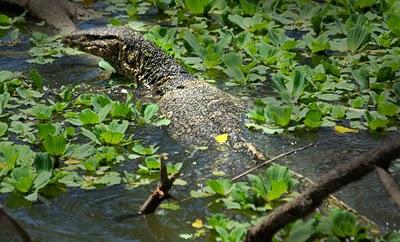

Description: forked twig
[138,159,179,215]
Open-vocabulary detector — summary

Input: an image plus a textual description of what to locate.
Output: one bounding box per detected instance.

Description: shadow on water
[0,16,399,242]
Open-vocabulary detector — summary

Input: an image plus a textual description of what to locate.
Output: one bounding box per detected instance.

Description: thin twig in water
[231,143,315,181]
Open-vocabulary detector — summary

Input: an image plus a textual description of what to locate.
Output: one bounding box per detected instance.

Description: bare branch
[246,137,400,242]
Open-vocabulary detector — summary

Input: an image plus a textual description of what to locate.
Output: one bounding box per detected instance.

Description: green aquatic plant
[365,111,388,130]
[132,102,170,126]
[346,24,371,52]
[206,179,234,196]
[28,32,79,64]
[183,30,231,69]
[43,135,68,157]
[303,33,331,53]
[68,105,111,126]
[183,0,212,15]
[27,103,54,121]
[227,14,268,32]
[192,165,298,212]
[222,52,261,85]
[272,69,308,104]
[82,120,130,145]
[0,122,7,137]
[0,92,10,115]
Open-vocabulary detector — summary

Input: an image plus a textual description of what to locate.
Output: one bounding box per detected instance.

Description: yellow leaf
[192,218,203,229]
[212,170,225,176]
[65,159,80,165]
[334,125,359,134]
[215,133,228,144]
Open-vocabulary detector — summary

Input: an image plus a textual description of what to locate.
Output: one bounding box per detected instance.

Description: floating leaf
[100,131,124,145]
[192,218,204,229]
[352,67,369,90]
[377,102,399,117]
[215,133,228,144]
[286,219,315,242]
[335,125,359,134]
[143,104,159,121]
[331,105,346,119]
[265,105,292,127]
[206,179,233,196]
[33,171,52,190]
[318,93,341,101]
[304,110,322,128]
[354,0,377,8]
[179,234,194,240]
[64,143,96,160]
[43,135,67,156]
[160,202,180,210]
[377,66,394,82]
[347,25,370,52]
[34,152,54,173]
[349,97,365,108]
[365,111,388,130]
[31,104,54,120]
[7,166,34,193]
[132,144,158,156]
[0,92,11,115]
[330,209,358,238]
[386,14,400,37]
[183,0,211,15]
[79,109,100,125]
[267,180,288,201]
[29,69,43,90]
[37,123,57,140]
[0,122,7,137]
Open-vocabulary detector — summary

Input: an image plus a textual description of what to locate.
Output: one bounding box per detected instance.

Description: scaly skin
[63,27,245,145]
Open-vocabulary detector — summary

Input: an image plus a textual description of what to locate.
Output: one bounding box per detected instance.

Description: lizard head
[63,27,140,68]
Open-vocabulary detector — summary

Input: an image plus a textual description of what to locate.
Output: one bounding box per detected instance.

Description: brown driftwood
[0,204,32,242]
[138,160,179,215]
[246,137,400,242]
[376,166,400,208]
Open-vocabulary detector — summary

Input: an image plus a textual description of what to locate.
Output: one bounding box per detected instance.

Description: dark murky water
[0,15,399,242]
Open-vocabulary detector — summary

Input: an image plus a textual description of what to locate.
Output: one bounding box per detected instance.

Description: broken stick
[139,159,179,215]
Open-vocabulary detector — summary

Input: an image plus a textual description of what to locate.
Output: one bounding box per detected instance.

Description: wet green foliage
[1,0,400,241]
[185,165,396,241]
[117,0,400,133]
[0,69,172,199]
